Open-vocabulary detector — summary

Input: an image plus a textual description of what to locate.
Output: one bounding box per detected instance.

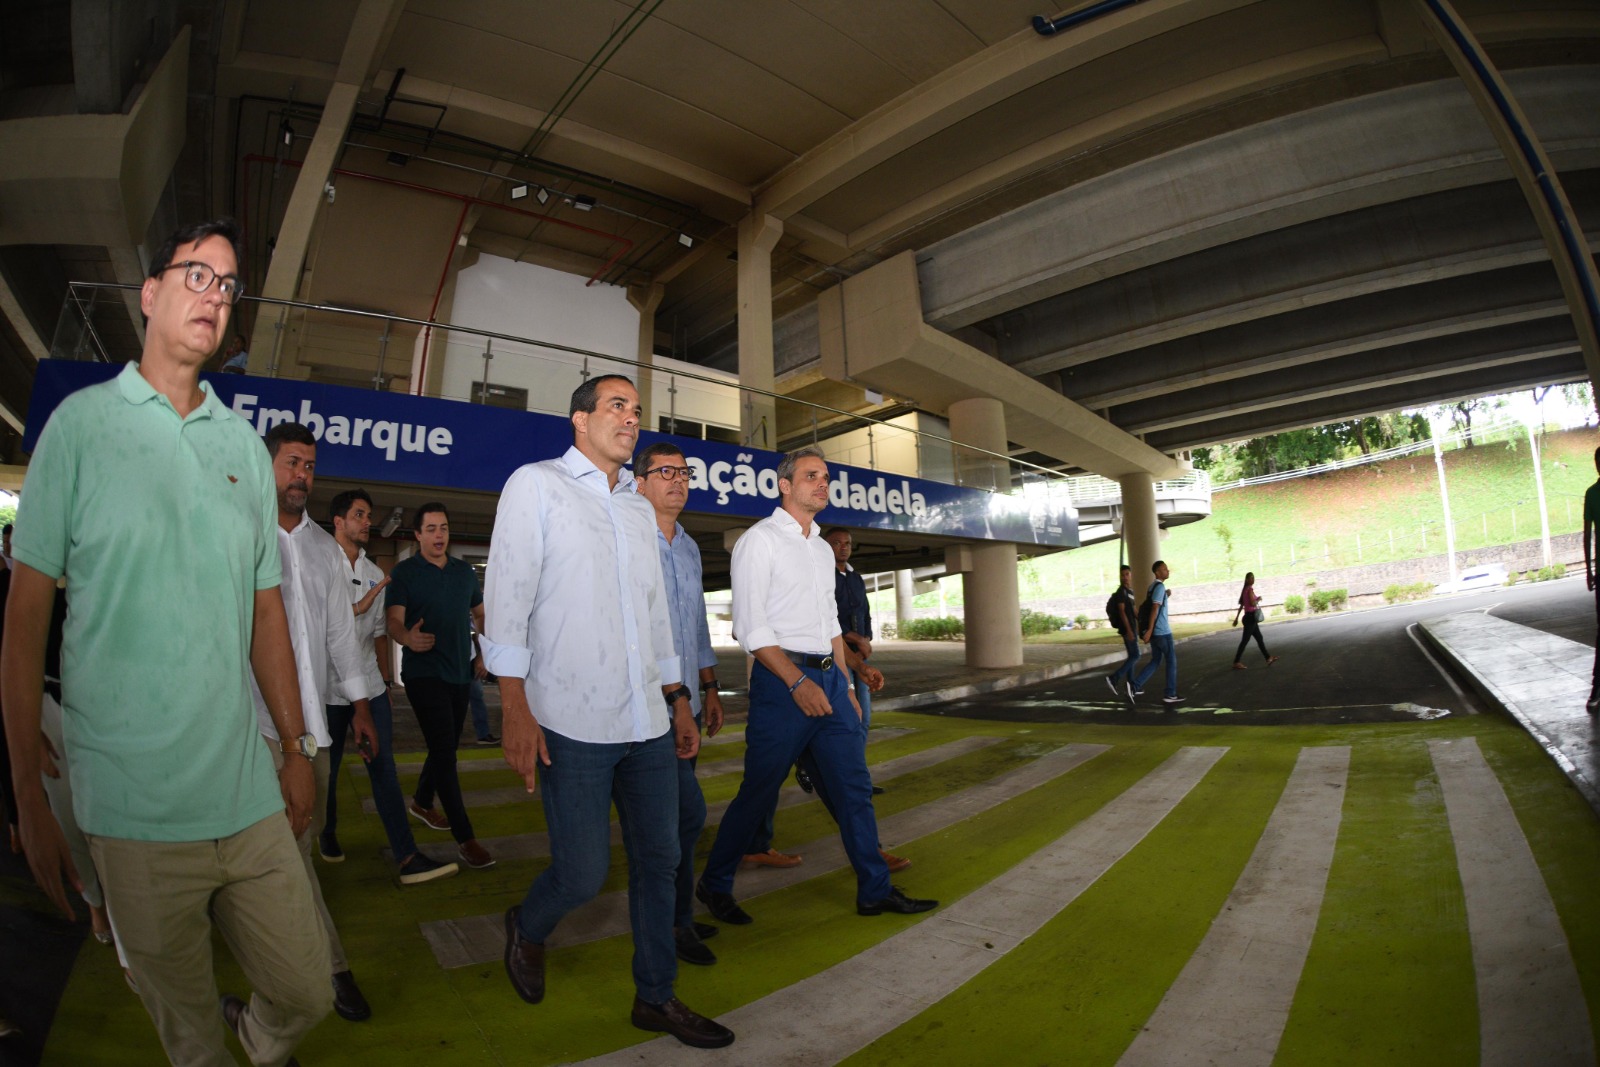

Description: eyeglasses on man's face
[643,465,692,481]
[160,261,245,305]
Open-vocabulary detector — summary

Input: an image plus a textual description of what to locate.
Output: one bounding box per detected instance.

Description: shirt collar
[769,506,814,538]
[656,520,686,547]
[560,444,635,494]
[116,361,225,420]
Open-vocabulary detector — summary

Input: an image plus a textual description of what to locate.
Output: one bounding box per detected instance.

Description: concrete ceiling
[0,0,1596,472]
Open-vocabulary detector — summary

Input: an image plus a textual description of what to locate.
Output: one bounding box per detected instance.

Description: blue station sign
[23,360,1077,548]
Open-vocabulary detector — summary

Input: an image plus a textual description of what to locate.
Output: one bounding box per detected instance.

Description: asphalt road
[925,578,1587,727]
[1490,574,1592,647]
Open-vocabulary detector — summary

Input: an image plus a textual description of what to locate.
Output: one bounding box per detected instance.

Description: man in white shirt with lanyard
[696,446,937,924]
[484,374,734,1050]
[254,422,380,1024]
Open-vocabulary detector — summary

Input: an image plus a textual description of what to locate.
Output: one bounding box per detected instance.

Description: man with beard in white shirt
[256,422,381,1023]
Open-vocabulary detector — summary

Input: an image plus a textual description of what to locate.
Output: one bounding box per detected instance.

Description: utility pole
[1431,419,1459,586]
[1528,421,1553,567]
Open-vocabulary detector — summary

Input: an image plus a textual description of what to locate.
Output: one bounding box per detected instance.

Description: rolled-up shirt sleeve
[483,464,543,680]
[730,527,776,654]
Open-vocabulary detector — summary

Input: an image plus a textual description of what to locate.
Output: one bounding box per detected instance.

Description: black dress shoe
[331,970,371,1021]
[503,906,546,1003]
[220,995,301,1066]
[692,920,719,941]
[795,764,815,793]
[631,996,735,1049]
[674,926,717,966]
[871,784,885,795]
[695,881,752,925]
[857,886,938,916]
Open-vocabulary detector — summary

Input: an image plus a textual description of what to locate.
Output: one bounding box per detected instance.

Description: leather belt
[780,649,834,671]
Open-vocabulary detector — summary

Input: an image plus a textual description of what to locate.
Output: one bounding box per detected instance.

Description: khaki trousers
[267,746,348,974]
[88,812,332,1067]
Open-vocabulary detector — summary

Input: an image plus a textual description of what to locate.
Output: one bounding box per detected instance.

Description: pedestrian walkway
[1419,609,1600,813]
[12,630,1600,1065]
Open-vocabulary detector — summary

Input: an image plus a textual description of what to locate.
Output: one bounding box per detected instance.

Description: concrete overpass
[0,0,1596,667]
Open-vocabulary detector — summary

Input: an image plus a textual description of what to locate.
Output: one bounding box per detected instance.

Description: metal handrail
[55,281,1092,497]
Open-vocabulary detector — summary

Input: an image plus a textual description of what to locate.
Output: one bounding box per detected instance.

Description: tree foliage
[1191,412,1428,481]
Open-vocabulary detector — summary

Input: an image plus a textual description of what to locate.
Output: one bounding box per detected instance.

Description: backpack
[1105,591,1124,631]
[1137,582,1160,634]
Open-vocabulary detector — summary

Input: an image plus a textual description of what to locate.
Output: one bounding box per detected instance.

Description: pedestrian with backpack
[1128,560,1183,708]
[1105,565,1139,698]
[1231,572,1277,669]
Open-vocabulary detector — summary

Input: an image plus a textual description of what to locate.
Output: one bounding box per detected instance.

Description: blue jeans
[703,661,889,904]
[324,692,420,862]
[469,678,492,739]
[1135,633,1178,698]
[517,727,679,1004]
[1109,634,1140,684]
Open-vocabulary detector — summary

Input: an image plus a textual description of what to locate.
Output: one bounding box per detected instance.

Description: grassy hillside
[882,426,1597,615]
[1021,425,1597,600]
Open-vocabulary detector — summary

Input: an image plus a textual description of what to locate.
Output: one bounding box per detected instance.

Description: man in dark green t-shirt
[385,502,491,868]
[1584,446,1600,712]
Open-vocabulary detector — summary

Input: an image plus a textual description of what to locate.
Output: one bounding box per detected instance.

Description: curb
[1417,617,1600,817]
[875,633,1211,712]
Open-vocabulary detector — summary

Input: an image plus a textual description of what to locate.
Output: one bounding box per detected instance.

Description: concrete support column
[628,282,664,422]
[894,569,916,633]
[736,212,782,451]
[949,396,1021,668]
[247,0,404,375]
[1119,471,1161,595]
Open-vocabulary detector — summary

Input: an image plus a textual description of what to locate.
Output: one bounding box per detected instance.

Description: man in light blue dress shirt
[483,374,733,1050]
[635,441,726,968]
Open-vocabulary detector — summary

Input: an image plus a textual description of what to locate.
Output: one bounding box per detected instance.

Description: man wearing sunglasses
[2,218,331,1064]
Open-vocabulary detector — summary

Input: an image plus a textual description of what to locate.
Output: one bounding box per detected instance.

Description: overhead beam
[754,0,1258,221]
[916,66,1600,330]
[1146,354,1585,450]
[998,171,1600,376]
[1414,0,1600,407]
[817,252,1179,481]
[1063,266,1570,409]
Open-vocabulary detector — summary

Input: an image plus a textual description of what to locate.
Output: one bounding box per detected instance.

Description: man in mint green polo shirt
[0,219,333,1065]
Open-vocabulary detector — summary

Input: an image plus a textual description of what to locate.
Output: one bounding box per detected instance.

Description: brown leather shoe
[631,996,735,1048]
[503,907,545,1004]
[221,994,300,1066]
[880,848,911,873]
[408,801,450,831]
[741,848,802,868]
[459,839,495,869]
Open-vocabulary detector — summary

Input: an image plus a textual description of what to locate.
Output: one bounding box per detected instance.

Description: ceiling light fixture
[386,151,409,166]
[510,184,529,200]
[678,233,694,248]
[535,187,550,205]
[280,121,295,147]
[573,195,596,212]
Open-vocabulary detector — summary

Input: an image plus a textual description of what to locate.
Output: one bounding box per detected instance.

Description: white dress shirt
[253,513,369,745]
[730,507,841,656]
[483,446,681,745]
[328,546,388,704]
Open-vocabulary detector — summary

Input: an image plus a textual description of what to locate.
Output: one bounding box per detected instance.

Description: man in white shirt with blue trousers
[484,374,734,1050]
[696,445,937,924]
